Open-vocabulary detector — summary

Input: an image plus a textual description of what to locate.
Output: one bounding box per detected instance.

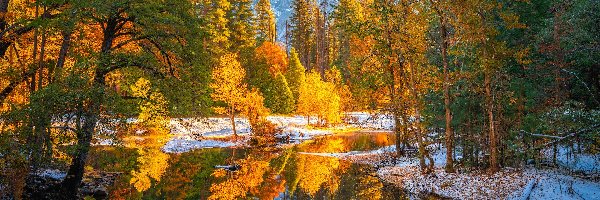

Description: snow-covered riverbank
[307,144,600,200]
[162,113,393,153]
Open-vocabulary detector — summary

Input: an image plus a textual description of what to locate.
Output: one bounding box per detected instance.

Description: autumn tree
[297,71,341,125]
[250,42,295,114]
[255,41,288,75]
[210,53,247,137]
[130,78,169,132]
[325,66,353,112]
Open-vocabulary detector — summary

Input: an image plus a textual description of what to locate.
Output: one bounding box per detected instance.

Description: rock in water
[215,164,242,171]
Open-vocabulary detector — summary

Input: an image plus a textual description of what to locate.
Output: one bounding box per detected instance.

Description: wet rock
[21,170,120,200]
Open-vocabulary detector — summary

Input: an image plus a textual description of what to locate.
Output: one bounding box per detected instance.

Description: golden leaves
[129,147,170,192]
[131,78,169,132]
[210,53,247,112]
[241,88,270,124]
[295,154,347,197]
[255,41,288,76]
[500,11,527,30]
[297,71,342,125]
[208,157,272,200]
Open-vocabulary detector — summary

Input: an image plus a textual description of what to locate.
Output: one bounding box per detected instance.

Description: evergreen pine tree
[285,48,306,103]
[255,0,277,43]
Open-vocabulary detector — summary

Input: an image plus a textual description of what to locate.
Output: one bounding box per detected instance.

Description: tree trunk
[440,16,454,173]
[393,112,404,157]
[61,14,117,196]
[53,30,72,82]
[406,62,427,173]
[37,29,47,90]
[61,107,99,197]
[485,72,499,173]
[230,106,237,137]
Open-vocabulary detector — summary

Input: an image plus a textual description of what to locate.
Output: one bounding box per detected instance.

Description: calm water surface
[89,132,408,199]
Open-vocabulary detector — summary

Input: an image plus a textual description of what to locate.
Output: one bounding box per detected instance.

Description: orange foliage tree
[255,41,288,75]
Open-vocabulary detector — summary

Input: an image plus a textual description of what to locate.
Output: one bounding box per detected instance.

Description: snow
[509,169,600,200]
[298,142,600,200]
[514,179,537,200]
[37,169,66,180]
[169,118,252,138]
[162,139,241,153]
[92,138,116,146]
[344,112,395,130]
[542,145,600,174]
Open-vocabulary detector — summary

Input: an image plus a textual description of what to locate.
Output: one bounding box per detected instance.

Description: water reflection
[297,132,396,153]
[88,132,405,199]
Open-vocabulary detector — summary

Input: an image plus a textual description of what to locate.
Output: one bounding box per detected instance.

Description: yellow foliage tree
[297,71,341,126]
[130,77,169,133]
[325,66,354,112]
[210,53,247,137]
[127,130,170,192]
[240,88,270,125]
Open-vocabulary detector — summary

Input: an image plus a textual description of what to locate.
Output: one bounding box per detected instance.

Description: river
[86,132,410,199]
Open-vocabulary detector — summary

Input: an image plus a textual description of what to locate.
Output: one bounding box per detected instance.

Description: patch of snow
[542,146,600,174]
[92,138,115,146]
[509,169,600,200]
[511,179,537,200]
[344,112,395,130]
[38,169,66,180]
[162,139,240,153]
[169,118,251,138]
[378,167,532,199]
[278,126,332,140]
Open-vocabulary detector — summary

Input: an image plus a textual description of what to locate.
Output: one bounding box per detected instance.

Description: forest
[0,0,599,199]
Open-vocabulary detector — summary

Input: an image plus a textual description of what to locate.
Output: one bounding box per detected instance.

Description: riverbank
[325,145,600,200]
[148,112,393,153]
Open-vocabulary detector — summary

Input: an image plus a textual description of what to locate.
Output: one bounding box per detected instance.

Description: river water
[87,132,410,199]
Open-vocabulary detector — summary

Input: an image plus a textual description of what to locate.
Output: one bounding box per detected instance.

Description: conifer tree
[285,48,306,103]
[265,73,295,114]
[255,0,277,43]
[290,0,316,70]
[228,0,255,53]
[204,0,232,57]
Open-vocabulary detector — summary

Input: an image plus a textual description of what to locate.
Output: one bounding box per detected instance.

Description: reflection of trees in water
[294,154,349,197]
[126,133,170,192]
[298,138,349,153]
[208,153,275,200]
[100,134,396,199]
[298,133,395,153]
[356,172,383,199]
[129,148,169,192]
[139,148,230,199]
